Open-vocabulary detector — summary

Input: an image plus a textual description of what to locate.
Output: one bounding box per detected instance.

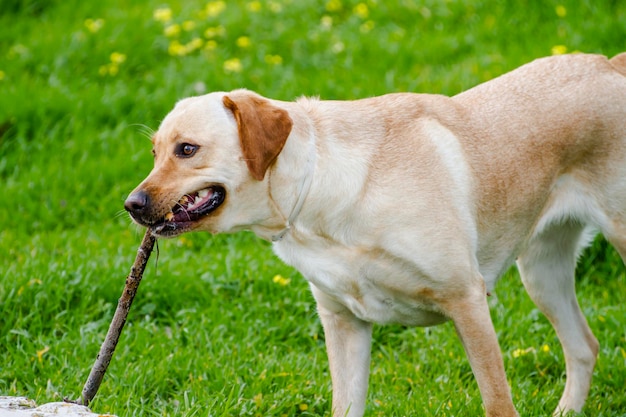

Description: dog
[124,52,626,416]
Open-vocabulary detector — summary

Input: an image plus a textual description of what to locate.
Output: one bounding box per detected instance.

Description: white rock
[0,397,117,417]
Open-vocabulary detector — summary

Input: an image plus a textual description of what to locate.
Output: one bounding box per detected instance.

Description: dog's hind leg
[603,221,626,264]
[516,222,599,416]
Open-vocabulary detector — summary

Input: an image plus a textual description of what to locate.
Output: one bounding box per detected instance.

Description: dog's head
[124,90,293,237]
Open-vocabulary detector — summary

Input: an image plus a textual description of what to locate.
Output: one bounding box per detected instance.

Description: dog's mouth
[152,185,226,236]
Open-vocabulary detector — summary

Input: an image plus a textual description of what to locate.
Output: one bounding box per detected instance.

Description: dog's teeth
[197,189,209,199]
[165,212,174,221]
[179,195,189,205]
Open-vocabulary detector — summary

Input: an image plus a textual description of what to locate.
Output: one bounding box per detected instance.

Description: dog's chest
[273,237,448,327]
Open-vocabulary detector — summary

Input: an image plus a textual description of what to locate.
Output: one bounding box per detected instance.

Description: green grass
[1,0,625,415]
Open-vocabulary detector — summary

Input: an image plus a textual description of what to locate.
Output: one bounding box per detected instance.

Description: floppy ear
[223,93,293,181]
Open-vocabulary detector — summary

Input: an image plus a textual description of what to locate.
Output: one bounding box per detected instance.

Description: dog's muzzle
[124,186,226,236]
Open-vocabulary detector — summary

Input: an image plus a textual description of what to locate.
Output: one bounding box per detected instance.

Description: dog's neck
[269,128,317,242]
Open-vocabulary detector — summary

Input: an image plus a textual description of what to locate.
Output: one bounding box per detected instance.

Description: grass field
[1,0,626,415]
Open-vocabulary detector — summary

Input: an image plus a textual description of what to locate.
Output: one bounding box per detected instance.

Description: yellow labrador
[125,52,626,417]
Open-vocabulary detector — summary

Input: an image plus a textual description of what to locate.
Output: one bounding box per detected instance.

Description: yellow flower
[153,7,173,22]
[205,40,218,51]
[353,3,369,18]
[107,64,119,76]
[164,24,181,38]
[555,5,567,17]
[110,52,126,64]
[551,45,568,55]
[247,1,262,12]
[28,278,43,287]
[182,20,196,31]
[512,347,535,358]
[512,348,525,358]
[187,38,204,52]
[299,404,308,411]
[269,2,282,13]
[236,36,251,48]
[223,58,243,73]
[320,15,333,30]
[541,344,550,353]
[100,54,124,77]
[168,40,187,56]
[326,0,342,12]
[204,25,226,38]
[84,18,104,33]
[272,274,291,286]
[206,1,226,17]
[264,54,283,65]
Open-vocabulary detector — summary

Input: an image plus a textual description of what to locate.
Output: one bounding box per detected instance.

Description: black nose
[124,190,149,214]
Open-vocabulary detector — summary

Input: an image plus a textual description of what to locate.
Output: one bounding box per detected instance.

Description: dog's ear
[223,93,293,181]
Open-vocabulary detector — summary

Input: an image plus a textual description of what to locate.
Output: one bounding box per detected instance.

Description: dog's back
[445,54,626,278]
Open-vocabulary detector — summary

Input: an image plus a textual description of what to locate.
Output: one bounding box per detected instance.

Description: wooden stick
[71,230,156,406]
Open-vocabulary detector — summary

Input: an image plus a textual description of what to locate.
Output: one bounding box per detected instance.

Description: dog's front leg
[442,281,519,417]
[311,285,373,417]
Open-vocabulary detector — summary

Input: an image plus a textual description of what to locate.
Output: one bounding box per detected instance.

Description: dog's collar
[271,131,317,242]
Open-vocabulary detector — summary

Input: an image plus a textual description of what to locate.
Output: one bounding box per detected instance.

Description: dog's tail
[609,52,626,76]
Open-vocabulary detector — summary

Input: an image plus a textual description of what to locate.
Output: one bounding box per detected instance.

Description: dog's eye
[175,143,198,158]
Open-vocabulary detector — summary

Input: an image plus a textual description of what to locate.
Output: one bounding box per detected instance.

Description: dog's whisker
[129,123,156,141]
[114,209,129,220]
[171,200,186,212]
